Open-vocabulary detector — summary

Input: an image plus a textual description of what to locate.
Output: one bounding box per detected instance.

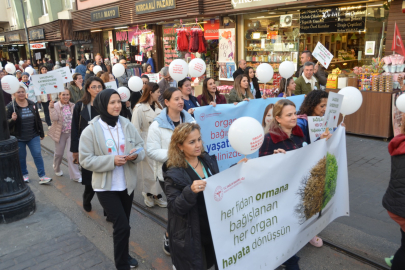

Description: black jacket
[6,99,44,138]
[163,153,219,270]
[259,126,306,157]
[232,67,244,80]
[84,71,95,83]
[383,134,405,218]
[70,101,93,153]
[251,77,262,99]
[130,90,142,109]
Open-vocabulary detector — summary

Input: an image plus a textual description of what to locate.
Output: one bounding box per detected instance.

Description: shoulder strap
[78,102,84,134]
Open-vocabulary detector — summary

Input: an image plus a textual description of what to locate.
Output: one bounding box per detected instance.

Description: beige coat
[48,101,75,143]
[131,102,162,194]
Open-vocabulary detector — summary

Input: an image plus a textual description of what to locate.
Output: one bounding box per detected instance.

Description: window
[41,0,48,16]
[6,0,11,8]
[64,0,74,10]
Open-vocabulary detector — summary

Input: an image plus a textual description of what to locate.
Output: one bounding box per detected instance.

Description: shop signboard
[91,6,120,22]
[205,20,220,40]
[231,0,296,9]
[135,0,176,14]
[8,33,21,42]
[8,46,19,52]
[0,36,5,42]
[300,5,366,33]
[29,29,44,40]
[30,43,46,50]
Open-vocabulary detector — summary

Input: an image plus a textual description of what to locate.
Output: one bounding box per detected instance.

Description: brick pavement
[0,185,115,270]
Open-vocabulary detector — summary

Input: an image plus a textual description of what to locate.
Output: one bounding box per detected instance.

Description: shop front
[0,30,28,64]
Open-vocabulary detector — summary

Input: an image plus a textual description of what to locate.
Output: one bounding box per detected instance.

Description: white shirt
[95,118,126,192]
[303,75,318,90]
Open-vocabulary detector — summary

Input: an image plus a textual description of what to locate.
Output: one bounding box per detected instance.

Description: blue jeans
[283,255,300,270]
[18,136,45,177]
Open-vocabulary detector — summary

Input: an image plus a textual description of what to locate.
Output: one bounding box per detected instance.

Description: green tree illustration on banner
[295,153,338,224]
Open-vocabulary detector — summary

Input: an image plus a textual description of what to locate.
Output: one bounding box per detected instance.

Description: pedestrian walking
[131,82,164,208]
[20,72,37,105]
[79,89,144,270]
[70,76,105,212]
[383,113,405,269]
[84,63,95,83]
[197,78,227,106]
[68,73,85,103]
[179,77,199,114]
[38,66,56,127]
[6,86,52,184]
[157,67,177,105]
[147,87,195,256]
[258,99,303,270]
[244,66,262,99]
[48,89,81,182]
[228,74,253,104]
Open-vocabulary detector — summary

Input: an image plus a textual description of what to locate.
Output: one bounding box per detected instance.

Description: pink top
[61,105,72,133]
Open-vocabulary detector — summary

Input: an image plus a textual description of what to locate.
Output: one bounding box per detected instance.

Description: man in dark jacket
[94,54,108,72]
[233,59,247,79]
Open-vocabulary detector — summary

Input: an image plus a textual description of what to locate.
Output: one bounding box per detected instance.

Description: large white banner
[204,126,349,270]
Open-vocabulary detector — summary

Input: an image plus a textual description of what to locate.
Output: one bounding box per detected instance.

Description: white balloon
[256,63,274,83]
[2,75,20,94]
[112,63,125,77]
[5,63,16,74]
[228,117,265,156]
[338,86,363,115]
[169,59,188,82]
[279,61,295,79]
[128,76,143,92]
[117,87,131,102]
[395,93,405,113]
[24,66,34,75]
[188,58,206,78]
[19,60,24,65]
[93,65,102,74]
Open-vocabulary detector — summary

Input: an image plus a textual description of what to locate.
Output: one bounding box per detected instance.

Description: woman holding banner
[147,87,195,256]
[228,74,253,104]
[68,73,85,103]
[382,113,405,269]
[70,76,105,212]
[6,86,52,184]
[197,78,227,107]
[132,82,163,208]
[261,103,274,134]
[259,99,303,269]
[179,78,199,114]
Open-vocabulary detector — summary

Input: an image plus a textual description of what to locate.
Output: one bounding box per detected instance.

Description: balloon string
[12,98,15,113]
[342,114,346,123]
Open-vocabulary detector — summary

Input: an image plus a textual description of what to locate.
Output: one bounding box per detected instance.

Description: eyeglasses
[90,85,103,90]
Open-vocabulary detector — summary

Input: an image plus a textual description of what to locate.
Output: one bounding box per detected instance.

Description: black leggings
[392,228,405,270]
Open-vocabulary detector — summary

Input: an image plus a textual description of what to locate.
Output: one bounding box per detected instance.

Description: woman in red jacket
[197,78,227,107]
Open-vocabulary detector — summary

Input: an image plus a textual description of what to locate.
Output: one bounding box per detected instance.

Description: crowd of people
[3,51,404,270]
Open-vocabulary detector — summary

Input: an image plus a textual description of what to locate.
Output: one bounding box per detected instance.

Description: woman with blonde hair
[228,74,254,104]
[131,82,164,207]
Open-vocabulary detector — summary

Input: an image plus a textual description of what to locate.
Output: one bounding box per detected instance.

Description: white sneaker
[55,171,63,176]
[142,192,155,208]
[155,196,167,208]
[39,176,52,185]
[72,178,82,183]
[23,175,29,183]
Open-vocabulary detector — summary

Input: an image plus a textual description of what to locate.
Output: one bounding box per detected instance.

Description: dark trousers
[42,101,51,126]
[97,190,134,270]
[283,255,300,270]
[392,229,405,270]
[83,184,95,208]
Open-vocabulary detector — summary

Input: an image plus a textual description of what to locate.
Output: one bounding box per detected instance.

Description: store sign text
[8,33,21,42]
[231,0,296,9]
[135,0,175,14]
[300,5,366,33]
[91,6,120,22]
[30,43,46,50]
[29,29,45,40]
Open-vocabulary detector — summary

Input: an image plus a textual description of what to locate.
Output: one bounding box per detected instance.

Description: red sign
[204,20,219,40]
[392,22,405,56]
[30,43,45,49]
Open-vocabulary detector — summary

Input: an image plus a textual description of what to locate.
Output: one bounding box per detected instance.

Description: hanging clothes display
[177,29,189,52]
